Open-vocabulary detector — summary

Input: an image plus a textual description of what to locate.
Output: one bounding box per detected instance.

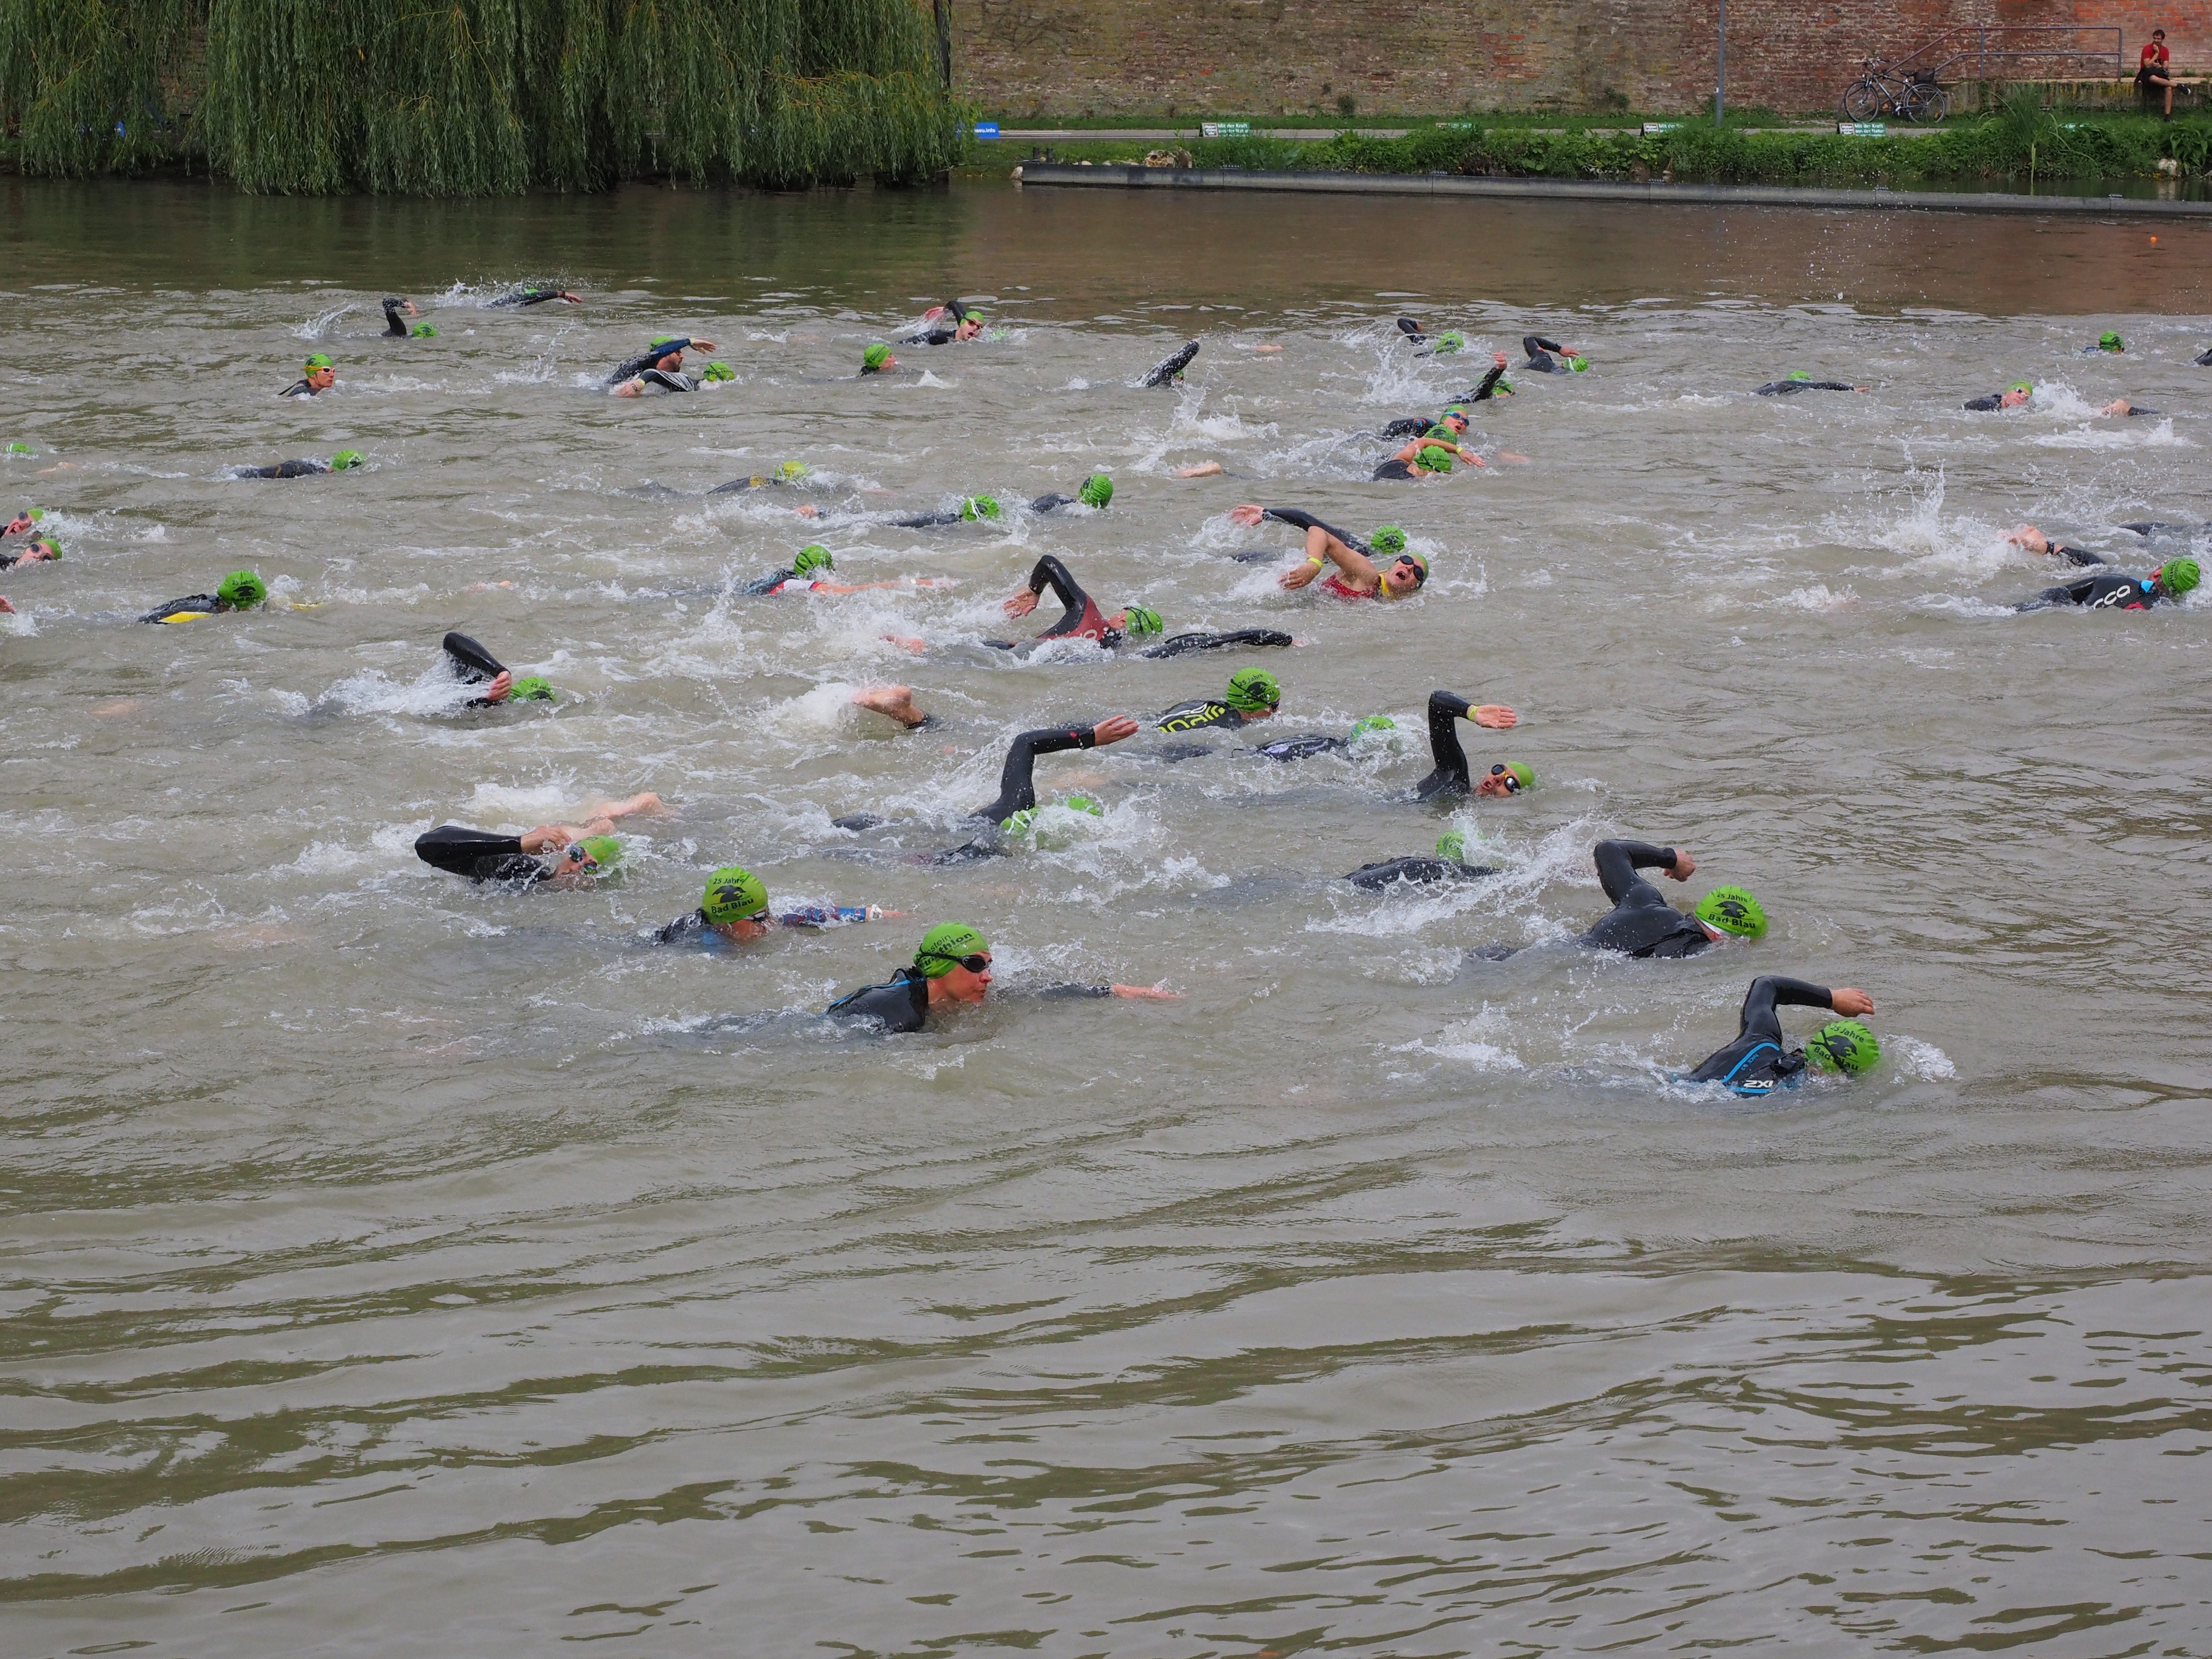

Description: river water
[5,177,2212,1656]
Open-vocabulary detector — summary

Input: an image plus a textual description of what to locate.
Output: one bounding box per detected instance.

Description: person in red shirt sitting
[2140,29,2175,116]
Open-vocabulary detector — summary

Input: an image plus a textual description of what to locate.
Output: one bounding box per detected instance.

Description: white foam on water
[292,304,352,340]
[1887,1034,1958,1080]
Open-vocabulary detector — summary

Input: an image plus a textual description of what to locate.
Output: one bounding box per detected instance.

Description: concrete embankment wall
[950,0,2212,119]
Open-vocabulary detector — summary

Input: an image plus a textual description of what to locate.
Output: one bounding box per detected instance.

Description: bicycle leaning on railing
[1839,59,1949,123]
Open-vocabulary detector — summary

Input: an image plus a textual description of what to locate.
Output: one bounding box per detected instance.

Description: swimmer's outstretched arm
[1003,554,1090,632]
[2007,526,2108,566]
[851,685,927,727]
[1414,690,1520,798]
[1281,526,1378,592]
[971,715,1139,823]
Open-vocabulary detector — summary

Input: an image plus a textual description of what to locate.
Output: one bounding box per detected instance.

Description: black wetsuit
[414,825,549,885]
[442,631,517,705]
[1962,391,2020,411]
[1140,627,1292,659]
[1579,840,1711,959]
[2043,543,2108,567]
[974,723,1108,824]
[902,301,968,345]
[141,593,230,624]
[1143,341,1200,387]
[2196,348,2212,367]
[609,340,692,383]
[1250,733,1346,761]
[1684,975,1837,1095]
[1381,365,1509,436]
[488,288,574,308]
[629,368,697,394]
[2116,404,2163,417]
[1029,491,1105,514]
[709,473,797,496]
[2118,521,2198,539]
[1153,700,1250,735]
[2024,571,2171,611]
[276,379,320,398]
[1522,335,1572,373]
[382,299,414,338]
[1344,854,1499,890]
[999,555,1113,647]
[1754,379,1856,396]
[236,458,331,479]
[742,567,819,596]
[1413,691,1481,801]
[654,904,874,943]
[887,508,969,529]
[1373,458,1419,482]
[827,969,1114,1032]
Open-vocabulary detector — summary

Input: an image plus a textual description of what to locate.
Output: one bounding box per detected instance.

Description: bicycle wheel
[1840,80,1885,122]
[1905,84,1948,123]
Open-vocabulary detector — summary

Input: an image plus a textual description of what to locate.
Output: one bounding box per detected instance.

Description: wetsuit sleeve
[972,725,1096,823]
[1414,689,1474,800]
[2125,406,2161,418]
[889,510,962,529]
[1963,394,2003,411]
[1140,627,1293,659]
[654,911,707,944]
[415,825,537,882]
[1807,381,1856,391]
[1525,335,1563,356]
[1592,840,1679,906]
[741,569,795,595]
[1024,555,1090,636]
[2051,545,2108,567]
[1381,418,1428,438]
[826,972,931,1032]
[1037,983,1115,999]
[1258,508,1366,552]
[1470,362,1507,402]
[1736,975,1835,1045]
[1029,493,1076,513]
[142,593,223,624]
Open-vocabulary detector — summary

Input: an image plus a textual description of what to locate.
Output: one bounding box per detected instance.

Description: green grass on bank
[974,98,2212,188]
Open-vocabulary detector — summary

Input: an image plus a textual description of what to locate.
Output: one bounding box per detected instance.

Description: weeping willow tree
[0,0,964,192]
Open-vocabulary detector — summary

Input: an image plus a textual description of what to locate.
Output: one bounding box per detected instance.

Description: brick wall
[951,0,2212,118]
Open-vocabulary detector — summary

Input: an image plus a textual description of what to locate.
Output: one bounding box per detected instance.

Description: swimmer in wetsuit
[1153,668,1280,737]
[0,533,60,570]
[861,343,899,376]
[381,298,434,338]
[903,301,985,346]
[1373,423,1484,482]
[1578,840,1766,959]
[1685,977,1879,1096]
[609,336,723,396]
[1964,382,2032,411]
[230,450,363,480]
[884,493,1004,529]
[1412,689,1526,800]
[743,543,942,597]
[413,793,662,887]
[2004,525,2112,566]
[278,354,337,398]
[1521,335,1587,373]
[1227,506,1429,599]
[653,865,901,944]
[1024,474,1115,515]
[441,631,557,706]
[142,569,268,624]
[709,460,813,495]
[2019,556,2199,611]
[487,287,583,308]
[1754,371,1869,396]
[826,923,1178,1032]
[1381,367,1512,439]
[2085,331,2126,355]
[1142,341,1200,387]
[1345,830,1502,890]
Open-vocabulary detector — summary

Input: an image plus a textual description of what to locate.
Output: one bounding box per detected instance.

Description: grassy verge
[974,101,2212,188]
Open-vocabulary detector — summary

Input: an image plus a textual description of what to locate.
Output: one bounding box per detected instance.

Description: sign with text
[974,121,999,138]
[1201,121,1251,137]
[1839,121,1886,136]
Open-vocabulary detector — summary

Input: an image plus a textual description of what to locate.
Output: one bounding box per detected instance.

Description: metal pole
[1715,0,1726,122]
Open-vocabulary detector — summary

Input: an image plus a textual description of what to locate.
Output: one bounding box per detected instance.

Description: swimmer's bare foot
[1176,462,1225,478]
[795,504,821,518]
[852,684,926,727]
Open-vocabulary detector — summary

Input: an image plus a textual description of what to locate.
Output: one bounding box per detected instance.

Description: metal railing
[1883,25,2122,84]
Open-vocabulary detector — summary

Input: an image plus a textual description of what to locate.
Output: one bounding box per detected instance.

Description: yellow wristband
[1307,553,1325,565]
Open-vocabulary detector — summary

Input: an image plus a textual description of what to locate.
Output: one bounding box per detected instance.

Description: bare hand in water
[1228,504,1265,527]
[1472,704,1517,729]
[1278,559,1322,591]
[1003,589,1041,618]
[1110,985,1183,999]
[1830,987,1875,1017]
[1089,715,1140,745]
[1666,851,1696,880]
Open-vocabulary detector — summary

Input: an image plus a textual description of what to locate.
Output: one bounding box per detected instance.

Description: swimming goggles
[919,951,992,974]
[1487,764,1521,794]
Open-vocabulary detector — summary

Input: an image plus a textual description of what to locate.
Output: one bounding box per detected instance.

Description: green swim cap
[6,443,31,455]
[1436,830,1467,862]
[776,460,810,482]
[303,352,333,371]
[701,361,735,382]
[2098,331,2124,351]
[916,922,989,976]
[1225,666,1281,712]
[793,543,834,577]
[508,675,555,701]
[1370,525,1408,556]
[329,450,363,470]
[960,494,1001,521]
[1416,445,1455,474]
[1787,370,1812,382]
[1807,1019,1879,1075]
[1002,807,1037,838]
[1695,885,1767,939]
[700,865,769,926]
[574,834,623,873]
[1498,761,1533,791]
[1495,377,1515,395]
[1121,604,1163,637]
[2161,557,2200,597]
[2009,381,2033,396]
[1078,473,1114,508]
[862,343,891,372]
[1062,793,1105,817]
[25,507,41,520]
[1349,714,1396,737]
[411,321,438,337]
[1435,331,1465,354]
[216,569,267,609]
[1567,355,1589,372]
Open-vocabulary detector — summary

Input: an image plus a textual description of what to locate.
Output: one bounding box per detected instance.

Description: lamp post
[1714,0,1727,122]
